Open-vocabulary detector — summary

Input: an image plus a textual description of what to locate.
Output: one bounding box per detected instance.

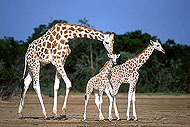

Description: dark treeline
[0,19,189,100]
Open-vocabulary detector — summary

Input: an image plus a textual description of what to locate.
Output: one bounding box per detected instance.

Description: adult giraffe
[18,23,114,119]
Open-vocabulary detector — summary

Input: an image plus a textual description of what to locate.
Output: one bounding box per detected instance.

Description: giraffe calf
[83,54,120,121]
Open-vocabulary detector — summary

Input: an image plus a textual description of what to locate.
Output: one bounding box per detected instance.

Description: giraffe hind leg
[18,73,32,118]
[83,83,93,121]
[52,71,61,118]
[54,64,71,119]
[30,58,47,118]
[104,87,113,121]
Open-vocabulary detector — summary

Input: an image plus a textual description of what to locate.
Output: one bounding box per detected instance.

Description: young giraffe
[83,54,120,121]
[109,40,165,121]
[18,23,114,119]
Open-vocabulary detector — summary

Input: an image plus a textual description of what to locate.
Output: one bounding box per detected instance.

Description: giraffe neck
[126,44,154,70]
[100,59,113,74]
[50,23,104,43]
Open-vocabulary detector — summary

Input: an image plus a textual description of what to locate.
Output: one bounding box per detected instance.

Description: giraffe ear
[110,33,114,39]
[150,40,154,46]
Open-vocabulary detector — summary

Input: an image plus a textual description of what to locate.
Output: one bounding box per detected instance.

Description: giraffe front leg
[98,90,104,121]
[61,71,72,118]
[83,84,93,121]
[52,71,61,118]
[18,73,32,118]
[105,88,113,121]
[132,88,138,121]
[113,96,120,121]
[126,84,133,121]
[83,93,90,121]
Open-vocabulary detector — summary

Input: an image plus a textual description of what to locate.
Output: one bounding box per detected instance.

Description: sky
[0,0,190,45]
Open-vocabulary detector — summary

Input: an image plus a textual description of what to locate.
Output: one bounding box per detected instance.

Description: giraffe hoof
[43,111,47,119]
[134,118,138,121]
[52,111,57,118]
[117,118,121,121]
[108,116,113,121]
[81,119,87,123]
[18,112,23,119]
[99,114,104,121]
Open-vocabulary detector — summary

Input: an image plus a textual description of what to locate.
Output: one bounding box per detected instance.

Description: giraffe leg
[126,84,133,121]
[52,71,61,117]
[61,73,71,118]
[83,84,93,121]
[98,89,104,121]
[83,94,90,121]
[132,88,138,121]
[95,91,104,120]
[94,91,100,109]
[55,66,71,118]
[54,58,72,118]
[32,62,47,118]
[18,73,32,118]
[104,88,113,121]
[113,96,120,120]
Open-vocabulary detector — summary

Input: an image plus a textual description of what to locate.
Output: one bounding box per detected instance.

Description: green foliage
[0,37,24,100]
[0,19,190,100]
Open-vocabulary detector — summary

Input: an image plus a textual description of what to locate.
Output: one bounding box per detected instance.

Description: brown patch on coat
[47,42,51,48]
[44,49,48,54]
[64,35,68,38]
[52,31,56,36]
[57,27,60,32]
[60,39,65,45]
[49,35,54,42]
[56,34,61,40]
[58,44,62,50]
[69,27,75,31]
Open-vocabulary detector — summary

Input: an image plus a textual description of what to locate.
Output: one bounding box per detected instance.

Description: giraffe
[83,54,120,121]
[109,40,165,121]
[18,23,114,119]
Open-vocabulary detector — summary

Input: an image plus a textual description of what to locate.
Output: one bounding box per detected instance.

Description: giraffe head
[103,33,114,54]
[107,54,120,65]
[150,40,165,54]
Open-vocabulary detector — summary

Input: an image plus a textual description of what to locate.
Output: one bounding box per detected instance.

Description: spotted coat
[83,54,120,121]
[109,40,165,121]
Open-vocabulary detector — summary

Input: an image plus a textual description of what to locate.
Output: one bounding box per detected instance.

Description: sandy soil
[0,93,189,127]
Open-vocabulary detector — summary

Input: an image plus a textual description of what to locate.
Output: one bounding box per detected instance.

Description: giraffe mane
[56,23,104,34]
[126,44,151,62]
[99,61,109,73]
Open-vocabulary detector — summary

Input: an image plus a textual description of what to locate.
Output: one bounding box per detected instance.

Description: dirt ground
[0,93,189,127]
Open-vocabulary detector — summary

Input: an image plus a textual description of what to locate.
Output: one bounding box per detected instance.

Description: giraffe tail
[21,56,27,80]
[21,56,27,98]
